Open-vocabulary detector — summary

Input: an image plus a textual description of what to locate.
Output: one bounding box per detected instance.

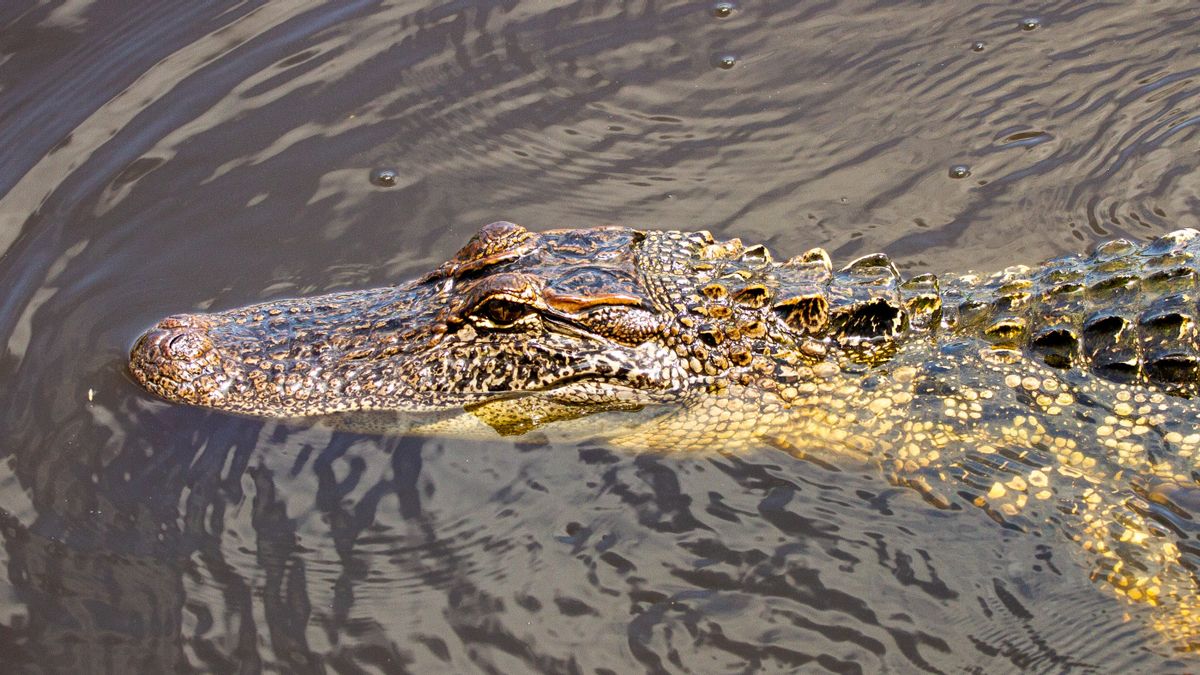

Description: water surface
[1,1,1199,671]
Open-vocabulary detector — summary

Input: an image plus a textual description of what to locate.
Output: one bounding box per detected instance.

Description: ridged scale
[943,229,1199,397]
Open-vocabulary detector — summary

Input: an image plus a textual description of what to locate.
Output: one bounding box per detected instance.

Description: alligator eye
[473,297,532,326]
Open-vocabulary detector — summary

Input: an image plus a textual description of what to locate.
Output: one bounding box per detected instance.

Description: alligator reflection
[4,402,714,671]
[0,405,436,671]
[1,389,1183,671]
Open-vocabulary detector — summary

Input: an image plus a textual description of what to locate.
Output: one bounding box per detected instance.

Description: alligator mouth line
[129,313,683,415]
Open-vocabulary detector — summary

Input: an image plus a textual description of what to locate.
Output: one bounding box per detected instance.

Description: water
[1,1,1199,671]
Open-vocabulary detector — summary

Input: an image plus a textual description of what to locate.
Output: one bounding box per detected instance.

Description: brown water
[1,1,1199,672]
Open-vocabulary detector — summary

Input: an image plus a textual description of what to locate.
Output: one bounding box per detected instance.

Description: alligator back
[943,229,1200,398]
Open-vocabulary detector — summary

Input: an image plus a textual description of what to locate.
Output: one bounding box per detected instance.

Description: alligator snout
[129,314,228,406]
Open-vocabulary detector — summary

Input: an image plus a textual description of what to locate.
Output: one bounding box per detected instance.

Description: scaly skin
[131,222,1200,649]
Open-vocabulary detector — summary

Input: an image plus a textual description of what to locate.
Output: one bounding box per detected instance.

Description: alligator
[131,222,1200,649]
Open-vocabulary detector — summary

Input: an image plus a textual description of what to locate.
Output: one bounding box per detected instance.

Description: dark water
[1,1,1199,672]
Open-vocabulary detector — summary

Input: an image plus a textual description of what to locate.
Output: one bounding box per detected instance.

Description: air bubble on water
[713,2,736,18]
[369,167,399,187]
[948,164,972,179]
[1019,17,1041,31]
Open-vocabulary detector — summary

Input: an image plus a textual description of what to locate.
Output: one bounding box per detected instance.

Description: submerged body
[132,222,1200,648]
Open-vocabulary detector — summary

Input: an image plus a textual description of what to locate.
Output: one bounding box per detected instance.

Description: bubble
[712,1,736,18]
[369,167,399,187]
[948,164,972,179]
[714,54,737,69]
[970,41,986,52]
[1019,17,1041,31]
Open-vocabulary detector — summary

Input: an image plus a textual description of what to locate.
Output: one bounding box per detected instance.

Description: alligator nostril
[164,329,209,359]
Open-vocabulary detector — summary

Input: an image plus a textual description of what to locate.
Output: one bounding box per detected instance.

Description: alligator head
[130,222,932,423]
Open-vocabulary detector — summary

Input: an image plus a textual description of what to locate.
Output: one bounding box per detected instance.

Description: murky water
[2,1,1199,672]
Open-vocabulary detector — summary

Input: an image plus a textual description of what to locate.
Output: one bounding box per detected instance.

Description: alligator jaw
[130,224,696,417]
[129,293,687,417]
